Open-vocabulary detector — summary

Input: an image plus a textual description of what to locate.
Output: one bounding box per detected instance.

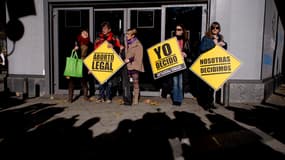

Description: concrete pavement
[0,85,285,159]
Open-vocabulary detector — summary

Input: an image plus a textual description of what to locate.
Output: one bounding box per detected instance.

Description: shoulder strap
[71,50,79,58]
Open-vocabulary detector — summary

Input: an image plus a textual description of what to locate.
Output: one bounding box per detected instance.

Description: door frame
[127,5,207,96]
[127,7,163,40]
[93,8,128,37]
[126,7,162,96]
[51,4,207,96]
[161,4,207,98]
[162,4,208,40]
[52,7,94,94]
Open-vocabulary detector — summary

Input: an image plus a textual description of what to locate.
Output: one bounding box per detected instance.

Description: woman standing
[67,28,91,103]
[124,28,144,105]
[198,21,227,112]
[94,21,122,103]
[171,24,191,106]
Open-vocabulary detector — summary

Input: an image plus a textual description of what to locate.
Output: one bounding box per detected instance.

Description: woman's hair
[101,21,111,29]
[176,23,187,40]
[211,21,221,30]
[127,28,137,36]
[79,28,89,34]
[205,21,223,40]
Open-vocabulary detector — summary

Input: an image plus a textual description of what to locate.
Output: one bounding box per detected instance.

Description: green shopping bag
[64,50,83,78]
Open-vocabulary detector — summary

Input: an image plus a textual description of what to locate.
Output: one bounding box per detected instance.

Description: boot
[68,86,74,103]
[82,78,90,101]
[133,88,139,105]
[83,87,90,101]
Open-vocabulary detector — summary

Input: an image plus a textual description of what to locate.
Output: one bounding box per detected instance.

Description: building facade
[4,0,285,103]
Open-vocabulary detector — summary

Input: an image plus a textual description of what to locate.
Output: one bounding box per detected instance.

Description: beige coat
[126,39,144,72]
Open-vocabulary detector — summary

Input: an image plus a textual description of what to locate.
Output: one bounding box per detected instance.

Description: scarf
[127,37,137,46]
[77,35,90,46]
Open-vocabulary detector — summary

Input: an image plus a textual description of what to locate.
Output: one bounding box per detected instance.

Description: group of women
[66,21,227,112]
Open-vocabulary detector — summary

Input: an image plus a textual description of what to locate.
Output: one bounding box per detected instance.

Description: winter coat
[126,39,144,72]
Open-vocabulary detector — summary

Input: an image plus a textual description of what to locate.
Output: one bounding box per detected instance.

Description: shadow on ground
[0,91,25,110]
[227,103,285,144]
[0,103,284,160]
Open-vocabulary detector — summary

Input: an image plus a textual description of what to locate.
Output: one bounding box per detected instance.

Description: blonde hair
[127,28,137,36]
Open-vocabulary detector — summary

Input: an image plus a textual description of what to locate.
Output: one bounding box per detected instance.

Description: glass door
[163,4,207,55]
[52,5,207,95]
[93,9,125,43]
[93,9,125,96]
[53,8,93,94]
[128,8,162,93]
[127,5,206,94]
[162,4,207,96]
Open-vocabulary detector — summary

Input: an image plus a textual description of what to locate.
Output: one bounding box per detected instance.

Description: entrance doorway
[94,9,125,43]
[164,5,206,55]
[52,4,206,95]
[127,5,206,93]
[128,8,162,92]
[53,8,93,94]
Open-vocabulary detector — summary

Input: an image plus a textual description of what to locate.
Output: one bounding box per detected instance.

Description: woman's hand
[120,45,125,51]
[74,46,79,50]
[213,38,218,45]
[124,58,130,63]
[218,41,226,47]
[107,43,113,48]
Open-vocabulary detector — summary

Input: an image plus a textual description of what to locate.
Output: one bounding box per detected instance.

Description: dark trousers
[68,77,88,101]
[196,79,214,108]
[183,70,200,98]
[121,65,132,105]
[88,74,96,97]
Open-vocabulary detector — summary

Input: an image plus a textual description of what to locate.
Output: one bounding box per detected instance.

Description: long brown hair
[205,21,224,40]
[176,24,187,40]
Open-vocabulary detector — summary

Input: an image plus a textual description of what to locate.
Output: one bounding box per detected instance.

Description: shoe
[89,96,96,101]
[208,103,217,109]
[123,102,132,105]
[172,101,181,106]
[161,94,167,99]
[84,97,91,102]
[123,100,132,105]
[106,99,112,104]
[206,108,214,113]
[211,105,217,109]
[122,98,132,105]
[96,98,104,103]
[212,104,217,109]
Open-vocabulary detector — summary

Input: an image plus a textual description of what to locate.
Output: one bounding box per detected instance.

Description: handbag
[64,50,83,78]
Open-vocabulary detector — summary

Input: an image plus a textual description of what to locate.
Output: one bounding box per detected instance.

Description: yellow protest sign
[84,41,124,84]
[147,37,186,79]
[190,45,241,91]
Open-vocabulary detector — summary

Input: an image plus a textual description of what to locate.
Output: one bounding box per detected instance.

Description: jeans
[99,80,112,100]
[172,73,183,103]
